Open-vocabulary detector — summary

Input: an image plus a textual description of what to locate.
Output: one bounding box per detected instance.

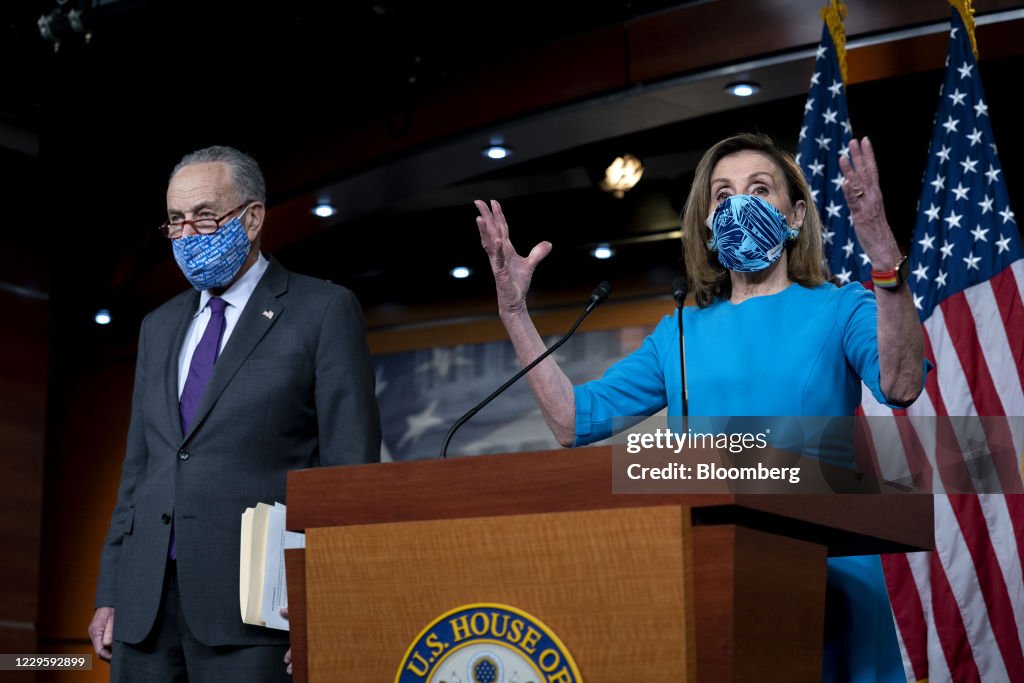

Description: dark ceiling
[2,0,698,344]
[2,1,1023,354]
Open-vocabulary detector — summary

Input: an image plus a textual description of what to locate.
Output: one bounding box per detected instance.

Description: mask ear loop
[773,201,799,243]
[705,213,718,252]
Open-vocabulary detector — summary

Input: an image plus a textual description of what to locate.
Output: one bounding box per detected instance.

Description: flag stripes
[801,5,1023,680]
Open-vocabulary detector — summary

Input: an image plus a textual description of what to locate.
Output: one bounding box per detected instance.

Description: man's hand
[281,607,292,676]
[88,607,115,661]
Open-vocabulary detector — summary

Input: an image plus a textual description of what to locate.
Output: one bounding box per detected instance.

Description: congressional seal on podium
[396,603,582,683]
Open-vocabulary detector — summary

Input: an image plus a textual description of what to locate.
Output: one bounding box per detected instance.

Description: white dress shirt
[177,253,270,398]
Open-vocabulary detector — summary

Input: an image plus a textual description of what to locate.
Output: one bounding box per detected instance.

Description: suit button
[178,448,190,461]
[161,513,171,525]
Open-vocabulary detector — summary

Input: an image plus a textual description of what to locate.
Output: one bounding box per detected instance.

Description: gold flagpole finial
[822,1,849,83]
[948,0,979,60]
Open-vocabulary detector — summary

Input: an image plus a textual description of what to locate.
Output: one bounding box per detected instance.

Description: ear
[244,202,265,243]
[790,198,807,229]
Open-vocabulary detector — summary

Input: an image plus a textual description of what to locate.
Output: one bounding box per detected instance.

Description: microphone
[671,277,687,308]
[440,281,612,458]
[586,280,612,313]
[672,277,689,419]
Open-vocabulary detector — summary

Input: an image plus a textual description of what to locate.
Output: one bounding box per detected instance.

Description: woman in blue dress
[474,132,927,682]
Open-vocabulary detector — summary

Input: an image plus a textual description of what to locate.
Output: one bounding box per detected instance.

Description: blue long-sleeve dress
[573,281,927,682]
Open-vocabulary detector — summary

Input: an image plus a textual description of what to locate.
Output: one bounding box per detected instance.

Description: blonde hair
[681,133,829,307]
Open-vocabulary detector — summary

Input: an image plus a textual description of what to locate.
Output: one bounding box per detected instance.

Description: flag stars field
[796,16,863,282]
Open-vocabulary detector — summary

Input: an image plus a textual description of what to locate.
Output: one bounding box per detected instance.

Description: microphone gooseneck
[673,277,689,419]
[440,281,612,458]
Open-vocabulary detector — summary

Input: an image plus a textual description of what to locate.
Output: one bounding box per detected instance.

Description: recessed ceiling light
[725,82,760,97]
[482,145,511,160]
[312,203,336,218]
[450,266,472,279]
[94,308,111,325]
[592,244,614,260]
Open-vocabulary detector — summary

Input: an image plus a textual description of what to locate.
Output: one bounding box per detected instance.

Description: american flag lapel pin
[262,310,274,320]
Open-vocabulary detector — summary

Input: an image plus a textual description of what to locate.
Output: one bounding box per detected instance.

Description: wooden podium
[285,446,932,682]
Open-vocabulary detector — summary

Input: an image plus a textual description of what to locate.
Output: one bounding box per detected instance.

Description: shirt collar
[195,253,270,316]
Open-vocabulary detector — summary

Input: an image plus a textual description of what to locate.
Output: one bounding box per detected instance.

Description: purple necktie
[179,296,228,434]
[171,296,228,560]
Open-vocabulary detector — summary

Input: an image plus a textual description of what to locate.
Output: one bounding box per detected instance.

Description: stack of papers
[239,501,305,630]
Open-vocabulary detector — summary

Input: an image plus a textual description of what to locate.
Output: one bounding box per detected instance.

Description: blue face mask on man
[171,206,253,290]
[706,194,799,272]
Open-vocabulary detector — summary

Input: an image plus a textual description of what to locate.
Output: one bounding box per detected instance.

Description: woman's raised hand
[475,199,552,315]
[839,137,901,270]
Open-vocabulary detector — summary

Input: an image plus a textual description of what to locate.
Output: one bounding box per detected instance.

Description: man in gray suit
[88,146,381,681]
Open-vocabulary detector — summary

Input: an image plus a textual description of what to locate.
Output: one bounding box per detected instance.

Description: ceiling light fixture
[482,144,512,160]
[94,308,111,325]
[592,244,614,260]
[482,134,513,160]
[312,203,336,218]
[725,82,761,97]
[450,266,472,279]
[599,154,644,198]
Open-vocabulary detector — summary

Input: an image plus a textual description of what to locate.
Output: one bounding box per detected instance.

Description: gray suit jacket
[96,258,381,646]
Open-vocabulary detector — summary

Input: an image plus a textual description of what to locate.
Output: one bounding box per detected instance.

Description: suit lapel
[166,291,200,440]
[181,260,289,443]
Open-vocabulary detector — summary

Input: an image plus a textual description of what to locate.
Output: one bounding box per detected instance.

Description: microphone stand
[440,282,611,458]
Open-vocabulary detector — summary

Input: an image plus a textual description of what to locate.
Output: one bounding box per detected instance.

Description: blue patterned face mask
[706,194,799,272]
[171,207,253,290]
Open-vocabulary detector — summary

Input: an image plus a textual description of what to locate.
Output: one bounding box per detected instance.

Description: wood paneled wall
[36,360,136,683]
[0,285,49,683]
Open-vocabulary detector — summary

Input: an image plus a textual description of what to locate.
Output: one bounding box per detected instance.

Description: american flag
[796,2,865,284]
[854,6,1024,682]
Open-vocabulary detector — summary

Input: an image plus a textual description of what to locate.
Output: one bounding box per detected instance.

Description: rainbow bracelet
[870,255,909,290]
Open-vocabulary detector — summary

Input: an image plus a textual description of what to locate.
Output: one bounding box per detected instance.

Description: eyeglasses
[159,202,251,239]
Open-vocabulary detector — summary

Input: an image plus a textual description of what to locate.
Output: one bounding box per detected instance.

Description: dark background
[2,1,1020,353]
